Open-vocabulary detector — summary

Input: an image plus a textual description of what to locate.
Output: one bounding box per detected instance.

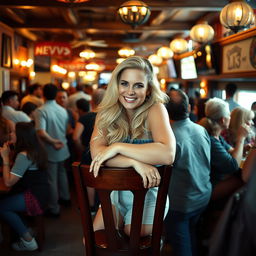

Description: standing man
[67,84,92,111]
[165,89,212,256]
[35,84,70,217]
[225,83,240,111]
[1,90,31,123]
[21,83,44,108]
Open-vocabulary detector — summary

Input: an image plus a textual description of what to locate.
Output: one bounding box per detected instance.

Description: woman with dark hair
[0,122,48,251]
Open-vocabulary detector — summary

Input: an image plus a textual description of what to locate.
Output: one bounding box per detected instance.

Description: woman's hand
[237,123,250,140]
[90,144,118,177]
[132,160,161,188]
[0,142,10,161]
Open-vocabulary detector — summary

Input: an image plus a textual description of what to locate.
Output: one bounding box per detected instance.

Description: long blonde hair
[96,56,168,145]
[229,107,255,144]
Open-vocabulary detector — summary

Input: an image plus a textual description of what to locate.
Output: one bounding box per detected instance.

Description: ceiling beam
[11,20,192,32]
[140,9,180,41]
[16,28,38,41]
[4,8,25,24]
[62,8,79,25]
[0,0,228,10]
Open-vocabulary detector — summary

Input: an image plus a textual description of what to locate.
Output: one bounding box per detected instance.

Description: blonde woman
[228,107,255,147]
[90,56,176,237]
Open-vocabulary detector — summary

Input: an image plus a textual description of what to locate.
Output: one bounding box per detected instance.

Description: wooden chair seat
[72,163,172,256]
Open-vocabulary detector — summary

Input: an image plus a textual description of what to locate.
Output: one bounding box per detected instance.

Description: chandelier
[56,0,89,2]
[79,49,95,59]
[157,46,174,59]
[190,22,215,44]
[170,39,188,54]
[118,1,151,28]
[220,0,255,33]
[118,47,135,58]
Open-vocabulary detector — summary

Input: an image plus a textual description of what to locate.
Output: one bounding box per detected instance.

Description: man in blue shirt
[35,84,70,217]
[1,90,31,123]
[165,89,212,256]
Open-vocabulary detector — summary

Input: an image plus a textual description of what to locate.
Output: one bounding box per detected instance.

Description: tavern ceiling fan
[71,38,108,48]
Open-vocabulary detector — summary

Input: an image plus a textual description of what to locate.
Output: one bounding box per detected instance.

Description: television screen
[194,44,217,75]
[98,72,112,86]
[180,56,197,79]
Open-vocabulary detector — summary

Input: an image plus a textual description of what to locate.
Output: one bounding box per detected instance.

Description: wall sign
[35,42,72,57]
[222,36,256,73]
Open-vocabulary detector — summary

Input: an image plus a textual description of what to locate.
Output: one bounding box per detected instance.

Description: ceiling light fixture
[118,47,135,58]
[148,54,163,66]
[157,46,174,59]
[190,22,215,44]
[220,0,255,34]
[116,58,126,64]
[79,49,95,59]
[118,1,151,28]
[170,38,188,54]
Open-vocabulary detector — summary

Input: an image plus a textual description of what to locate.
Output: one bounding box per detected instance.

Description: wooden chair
[72,162,172,256]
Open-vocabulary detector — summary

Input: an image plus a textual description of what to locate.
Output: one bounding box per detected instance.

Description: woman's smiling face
[118,68,149,115]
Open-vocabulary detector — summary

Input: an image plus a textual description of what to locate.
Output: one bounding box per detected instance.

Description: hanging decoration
[118,1,151,28]
[220,0,255,33]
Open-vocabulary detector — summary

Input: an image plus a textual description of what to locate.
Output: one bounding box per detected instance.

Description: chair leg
[34,215,45,251]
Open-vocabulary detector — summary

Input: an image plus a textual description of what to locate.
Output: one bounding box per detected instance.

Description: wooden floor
[0,183,208,256]
[0,185,84,256]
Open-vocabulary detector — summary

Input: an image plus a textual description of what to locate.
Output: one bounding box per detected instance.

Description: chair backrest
[72,162,172,256]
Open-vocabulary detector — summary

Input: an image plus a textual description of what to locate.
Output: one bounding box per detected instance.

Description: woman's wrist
[130,158,139,168]
[3,162,10,166]
[112,143,121,155]
[236,136,245,144]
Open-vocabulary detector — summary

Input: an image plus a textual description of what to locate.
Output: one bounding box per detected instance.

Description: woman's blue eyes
[120,81,144,88]
[135,84,144,88]
[120,81,128,86]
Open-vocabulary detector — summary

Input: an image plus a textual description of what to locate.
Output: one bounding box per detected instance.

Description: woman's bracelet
[3,162,10,166]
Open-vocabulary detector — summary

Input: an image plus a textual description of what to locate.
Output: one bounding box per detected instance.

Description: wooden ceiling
[0,0,229,68]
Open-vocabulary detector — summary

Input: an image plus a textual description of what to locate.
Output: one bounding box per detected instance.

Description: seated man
[165,89,212,256]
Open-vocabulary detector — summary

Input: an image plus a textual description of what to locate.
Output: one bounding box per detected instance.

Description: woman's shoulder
[17,151,28,158]
[15,152,31,164]
[148,102,165,115]
[147,103,168,123]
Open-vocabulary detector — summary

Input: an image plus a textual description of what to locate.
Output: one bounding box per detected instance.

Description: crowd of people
[0,56,255,255]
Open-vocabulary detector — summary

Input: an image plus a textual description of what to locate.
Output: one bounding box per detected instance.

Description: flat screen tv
[180,56,197,79]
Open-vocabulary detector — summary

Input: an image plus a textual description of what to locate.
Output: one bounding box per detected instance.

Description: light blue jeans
[0,193,28,236]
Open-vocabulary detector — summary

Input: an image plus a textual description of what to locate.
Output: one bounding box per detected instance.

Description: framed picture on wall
[1,33,12,68]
